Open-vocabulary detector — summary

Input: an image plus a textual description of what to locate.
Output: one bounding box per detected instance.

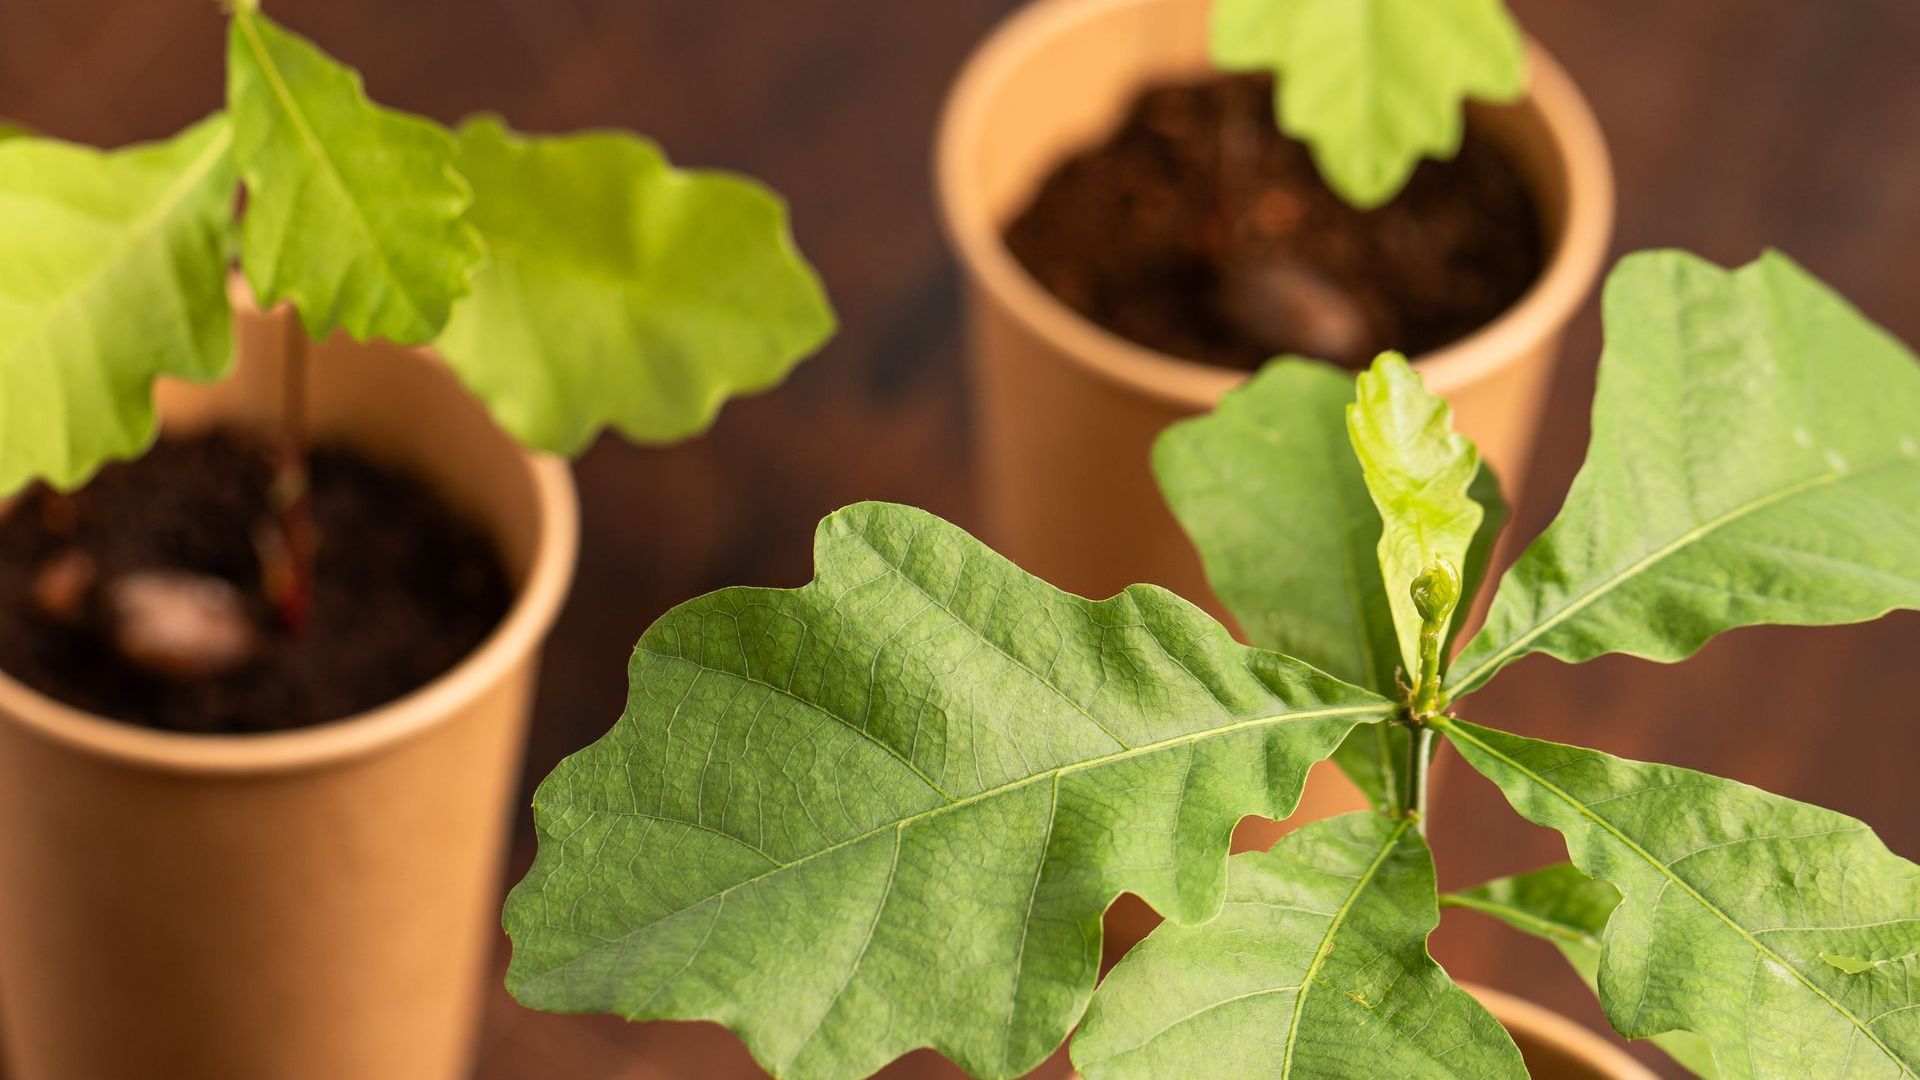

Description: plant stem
[1402,723,1435,835]
[271,309,315,632]
[1412,617,1445,719]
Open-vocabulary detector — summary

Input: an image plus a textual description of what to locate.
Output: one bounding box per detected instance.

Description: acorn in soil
[0,432,509,735]
[1004,73,1544,372]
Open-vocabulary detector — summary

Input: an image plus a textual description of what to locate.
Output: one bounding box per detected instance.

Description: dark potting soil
[0,431,512,734]
[1003,73,1546,371]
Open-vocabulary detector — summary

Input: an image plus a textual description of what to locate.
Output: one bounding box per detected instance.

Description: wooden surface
[4,1,1919,1076]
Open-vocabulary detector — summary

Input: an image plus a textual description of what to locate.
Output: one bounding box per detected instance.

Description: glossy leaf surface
[435,117,834,454]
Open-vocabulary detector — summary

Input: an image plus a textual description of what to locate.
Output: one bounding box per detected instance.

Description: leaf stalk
[268,308,315,631]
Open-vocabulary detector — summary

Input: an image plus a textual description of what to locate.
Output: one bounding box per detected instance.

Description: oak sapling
[0,1,833,688]
[506,248,1920,1079]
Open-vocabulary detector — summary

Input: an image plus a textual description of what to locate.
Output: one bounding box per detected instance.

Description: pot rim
[934,0,1616,406]
[0,362,580,778]
[1468,983,1662,1080]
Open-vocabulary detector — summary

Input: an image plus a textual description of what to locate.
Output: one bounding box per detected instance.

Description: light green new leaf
[434,117,834,454]
[1210,0,1526,208]
[228,4,480,343]
[1443,719,1920,1079]
[1347,351,1483,679]
[504,503,1394,1080]
[1073,812,1524,1079]
[0,116,235,495]
[1450,250,1920,698]
[1154,358,1505,808]
[1444,864,1720,1077]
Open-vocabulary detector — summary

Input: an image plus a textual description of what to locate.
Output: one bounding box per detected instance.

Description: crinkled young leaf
[1210,0,1526,208]
[1073,812,1524,1079]
[1154,358,1505,809]
[1444,864,1720,1077]
[1347,351,1483,678]
[0,115,235,495]
[504,503,1394,1080]
[1442,719,1920,1079]
[228,3,480,343]
[434,117,834,455]
[1451,250,1920,698]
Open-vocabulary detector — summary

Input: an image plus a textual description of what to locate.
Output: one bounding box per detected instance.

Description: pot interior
[952,0,1572,293]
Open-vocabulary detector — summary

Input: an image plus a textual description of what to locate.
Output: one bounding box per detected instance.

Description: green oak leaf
[1210,0,1526,208]
[0,115,235,495]
[434,116,835,454]
[1442,718,1920,1079]
[1157,361,1401,695]
[1154,358,1505,809]
[504,502,1394,1080]
[1444,864,1720,1077]
[1347,351,1483,679]
[1451,250,1920,698]
[1073,811,1524,1079]
[228,2,480,343]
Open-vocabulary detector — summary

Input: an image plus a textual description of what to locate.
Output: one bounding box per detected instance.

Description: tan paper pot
[936,0,1614,876]
[1472,985,1660,1080]
[0,294,578,1080]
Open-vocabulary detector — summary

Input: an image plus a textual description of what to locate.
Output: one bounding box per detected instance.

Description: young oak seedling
[505,248,1920,1079]
[0,0,833,628]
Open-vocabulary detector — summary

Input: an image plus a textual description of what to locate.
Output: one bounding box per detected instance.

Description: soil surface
[0,432,512,734]
[1004,73,1546,371]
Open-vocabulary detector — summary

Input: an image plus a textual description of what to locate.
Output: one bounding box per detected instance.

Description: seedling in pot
[1210,0,1526,209]
[1004,0,1546,372]
[505,248,1920,1079]
[0,1,833,724]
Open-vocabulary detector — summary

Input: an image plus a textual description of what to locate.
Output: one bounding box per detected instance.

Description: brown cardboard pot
[935,0,1614,876]
[1473,985,1661,1080]
[0,293,579,1080]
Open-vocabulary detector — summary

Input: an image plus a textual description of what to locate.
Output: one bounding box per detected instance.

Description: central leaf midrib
[1280,816,1410,1077]
[522,697,1388,994]
[234,11,436,328]
[1446,723,1914,1076]
[1453,457,1911,695]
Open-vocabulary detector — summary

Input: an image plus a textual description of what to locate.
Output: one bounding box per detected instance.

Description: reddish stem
[271,309,316,632]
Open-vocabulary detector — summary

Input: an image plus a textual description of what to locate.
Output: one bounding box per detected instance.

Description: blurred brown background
[3,1,1916,1076]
